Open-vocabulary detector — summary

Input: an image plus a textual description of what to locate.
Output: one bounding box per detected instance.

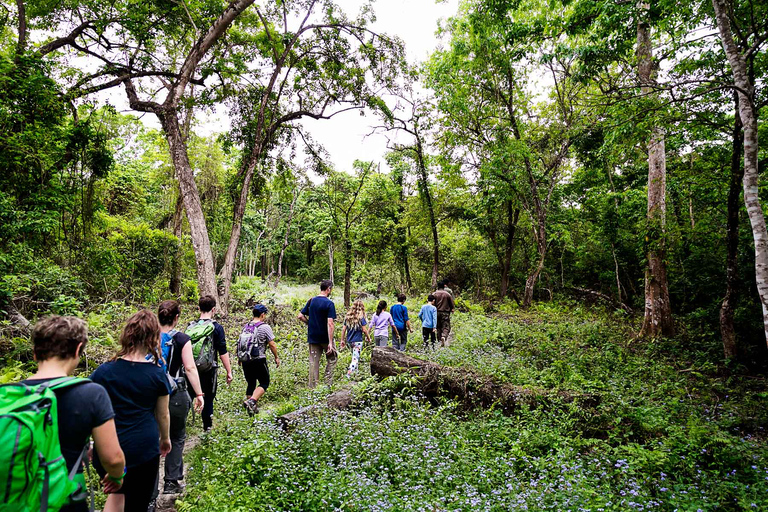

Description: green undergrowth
[3,284,768,510]
[179,294,768,511]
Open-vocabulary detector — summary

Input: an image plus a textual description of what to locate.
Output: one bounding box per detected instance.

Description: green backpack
[0,377,90,512]
[186,319,217,373]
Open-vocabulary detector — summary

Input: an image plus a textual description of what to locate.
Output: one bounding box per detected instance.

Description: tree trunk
[500,202,519,299]
[261,253,267,281]
[523,233,547,308]
[721,93,744,360]
[328,238,335,283]
[274,188,300,288]
[418,163,439,289]
[218,156,261,315]
[343,237,352,307]
[169,190,184,295]
[370,347,598,413]
[158,112,218,300]
[713,0,768,347]
[637,2,673,337]
[276,389,354,431]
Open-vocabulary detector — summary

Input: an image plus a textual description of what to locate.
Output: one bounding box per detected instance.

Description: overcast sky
[299,0,461,172]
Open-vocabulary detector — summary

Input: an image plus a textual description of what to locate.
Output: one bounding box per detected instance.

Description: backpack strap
[45,376,91,392]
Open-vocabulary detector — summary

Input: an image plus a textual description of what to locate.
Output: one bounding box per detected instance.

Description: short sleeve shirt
[90,359,172,468]
[242,322,276,359]
[390,304,409,330]
[300,296,337,345]
[212,321,227,355]
[345,318,367,344]
[21,378,114,475]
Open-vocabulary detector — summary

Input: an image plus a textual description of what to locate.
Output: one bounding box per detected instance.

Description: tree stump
[276,389,354,431]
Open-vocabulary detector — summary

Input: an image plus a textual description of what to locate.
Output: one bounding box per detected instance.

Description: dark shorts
[242,358,270,395]
[95,455,159,512]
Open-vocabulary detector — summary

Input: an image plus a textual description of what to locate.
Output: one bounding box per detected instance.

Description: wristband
[196,393,204,397]
[108,469,126,484]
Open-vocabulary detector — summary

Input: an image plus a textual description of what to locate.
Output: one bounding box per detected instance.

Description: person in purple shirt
[390,294,413,351]
[370,300,401,348]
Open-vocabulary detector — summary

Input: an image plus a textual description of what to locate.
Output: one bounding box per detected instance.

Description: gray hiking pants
[308,343,338,389]
[165,389,191,482]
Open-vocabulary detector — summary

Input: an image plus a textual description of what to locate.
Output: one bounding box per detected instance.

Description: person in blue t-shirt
[340,300,372,378]
[418,294,438,350]
[298,280,338,388]
[390,294,413,351]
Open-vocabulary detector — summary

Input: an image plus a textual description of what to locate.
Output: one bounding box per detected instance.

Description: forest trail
[155,433,200,512]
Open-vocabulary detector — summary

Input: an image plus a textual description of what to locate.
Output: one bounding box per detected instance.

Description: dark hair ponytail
[376,300,387,315]
[158,300,181,326]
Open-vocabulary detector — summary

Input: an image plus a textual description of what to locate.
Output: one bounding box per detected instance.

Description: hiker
[339,299,372,378]
[370,300,400,348]
[90,309,172,512]
[418,294,438,350]
[298,280,338,388]
[434,281,456,346]
[156,300,205,496]
[8,316,125,512]
[186,295,233,431]
[237,304,281,415]
[390,293,413,351]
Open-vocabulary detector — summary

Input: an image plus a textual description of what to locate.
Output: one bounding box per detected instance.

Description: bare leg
[104,493,125,512]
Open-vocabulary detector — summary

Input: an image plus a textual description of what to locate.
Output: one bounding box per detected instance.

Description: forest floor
[3,279,768,511]
[169,280,768,511]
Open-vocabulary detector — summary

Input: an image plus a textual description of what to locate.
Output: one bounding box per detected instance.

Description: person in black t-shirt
[298,280,338,388]
[91,310,172,512]
[195,295,233,431]
[23,316,125,512]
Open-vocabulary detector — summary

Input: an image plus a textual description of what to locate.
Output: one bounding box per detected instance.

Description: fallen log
[276,389,354,431]
[370,347,599,414]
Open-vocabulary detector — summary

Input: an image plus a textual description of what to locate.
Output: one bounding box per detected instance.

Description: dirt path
[155,434,200,512]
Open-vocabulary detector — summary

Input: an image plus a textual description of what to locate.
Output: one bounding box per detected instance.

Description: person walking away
[185,295,233,431]
[298,280,338,388]
[390,294,413,351]
[90,309,172,512]
[237,304,281,415]
[418,295,438,350]
[156,300,204,496]
[339,300,372,378]
[370,300,400,348]
[6,316,125,512]
[434,281,455,347]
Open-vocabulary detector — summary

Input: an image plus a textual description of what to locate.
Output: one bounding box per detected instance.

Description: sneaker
[244,398,259,416]
[147,498,156,512]
[163,480,184,495]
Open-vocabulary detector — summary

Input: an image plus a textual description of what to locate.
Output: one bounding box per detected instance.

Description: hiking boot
[163,480,184,495]
[244,398,259,416]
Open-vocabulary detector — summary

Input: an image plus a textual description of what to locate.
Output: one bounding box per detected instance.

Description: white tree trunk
[712,0,768,347]
[637,1,673,337]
